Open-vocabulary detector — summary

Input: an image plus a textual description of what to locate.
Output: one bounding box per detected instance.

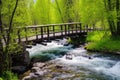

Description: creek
[26,38,120,80]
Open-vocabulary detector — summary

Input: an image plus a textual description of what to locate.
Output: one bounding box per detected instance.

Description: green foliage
[0,78,3,80]
[1,71,18,80]
[86,31,110,42]
[14,0,32,27]
[86,31,120,52]
[7,43,22,54]
[80,0,106,25]
[34,0,51,24]
[67,37,72,43]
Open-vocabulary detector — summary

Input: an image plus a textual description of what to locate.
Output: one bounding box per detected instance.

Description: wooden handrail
[25,22,82,28]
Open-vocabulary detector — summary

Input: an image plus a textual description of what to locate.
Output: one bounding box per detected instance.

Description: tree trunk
[6,0,19,46]
[116,0,120,35]
[106,0,116,36]
[0,0,4,75]
[0,0,19,74]
[65,0,73,22]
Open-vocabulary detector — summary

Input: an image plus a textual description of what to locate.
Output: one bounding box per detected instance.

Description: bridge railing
[4,22,94,43]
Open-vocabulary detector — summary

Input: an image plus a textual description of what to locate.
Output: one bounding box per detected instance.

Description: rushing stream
[26,38,120,80]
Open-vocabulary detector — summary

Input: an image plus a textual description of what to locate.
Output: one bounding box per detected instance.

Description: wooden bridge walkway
[4,22,94,44]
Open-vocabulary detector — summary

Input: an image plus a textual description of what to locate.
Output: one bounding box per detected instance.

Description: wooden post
[65,25,67,35]
[25,27,28,42]
[68,24,70,35]
[76,24,78,33]
[60,25,63,36]
[93,24,95,31]
[86,25,88,32]
[79,23,82,33]
[47,26,50,41]
[41,27,43,40]
[53,25,55,37]
[35,27,38,40]
[72,24,73,34]
[17,29,21,43]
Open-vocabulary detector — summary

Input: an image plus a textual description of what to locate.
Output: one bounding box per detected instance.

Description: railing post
[65,25,67,35]
[86,25,88,32]
[79,23,82,33]
[72,24,73,34]
[41,27,43,41]
[60,25,63,36]
[76,24,78,33]
[25,27,28,43]
[68,24,70,35]
[35,27,38,40]
[93,24,95,31]
[47,26,50,41]
[17,29,21,43]
[53,25,55,37]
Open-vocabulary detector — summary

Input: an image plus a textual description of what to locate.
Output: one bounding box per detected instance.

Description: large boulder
[12,50,30,66]
[11,43,30,74]
[12,66,26,74]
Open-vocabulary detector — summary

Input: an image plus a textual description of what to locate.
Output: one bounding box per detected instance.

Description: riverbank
[86,31,120,54]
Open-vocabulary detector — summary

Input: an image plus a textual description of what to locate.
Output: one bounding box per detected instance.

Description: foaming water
[57,48,120,80]
[26,39,120,80]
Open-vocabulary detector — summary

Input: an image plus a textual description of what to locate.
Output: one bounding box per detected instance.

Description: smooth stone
[29,73,38,78]
[34,71,44,76]
[33,62,46,68]
[31,67,41,73]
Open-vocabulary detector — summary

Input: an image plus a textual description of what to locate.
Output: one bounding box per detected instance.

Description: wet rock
[12,66,26,74]
[33,62,46,68]
[29,73,38,78]
[34,71,44,76]
[65,53,73,60]
[26,45,32,48]
[32,43,36,46]
[23,50,30,66]
[12,43,30,67]
[64,43,69,46]
[55,65,63,69]
[41,42,47,46]
[31,67,41,73]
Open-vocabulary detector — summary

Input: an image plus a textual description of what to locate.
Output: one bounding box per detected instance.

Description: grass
[0,71,18,80]
[86,31,120,53]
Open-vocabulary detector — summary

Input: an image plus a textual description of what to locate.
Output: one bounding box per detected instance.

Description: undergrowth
[86,31,120,52]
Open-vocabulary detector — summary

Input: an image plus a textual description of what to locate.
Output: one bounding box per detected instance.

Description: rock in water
[65,53,73,60]
[33,62,46,68]
[31,67,41,73]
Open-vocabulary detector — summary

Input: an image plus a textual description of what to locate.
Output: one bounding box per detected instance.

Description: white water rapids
[26,39,120,80]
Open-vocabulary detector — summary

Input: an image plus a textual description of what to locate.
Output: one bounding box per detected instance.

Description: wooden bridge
[5,22,95,44]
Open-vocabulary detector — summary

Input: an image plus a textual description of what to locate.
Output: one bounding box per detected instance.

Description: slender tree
[116,0,120,35]
[104,0,120,36]
[0,0,4,75]
[0,0,19,75]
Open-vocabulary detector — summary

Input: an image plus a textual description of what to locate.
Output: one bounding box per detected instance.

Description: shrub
[1,71,18,80]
